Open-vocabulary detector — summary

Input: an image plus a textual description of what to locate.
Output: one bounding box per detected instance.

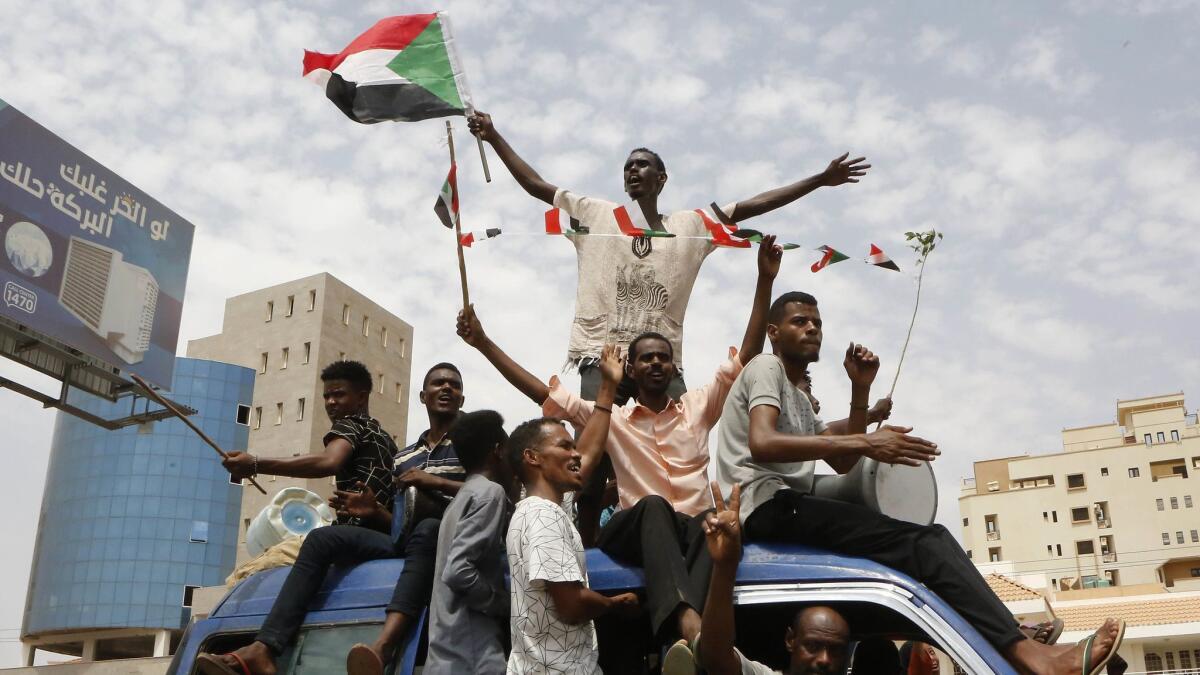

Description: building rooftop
[1055,594,1200,631]
[985,573,1044,602]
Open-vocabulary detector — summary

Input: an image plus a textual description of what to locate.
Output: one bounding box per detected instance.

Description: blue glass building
[22,357,254,647]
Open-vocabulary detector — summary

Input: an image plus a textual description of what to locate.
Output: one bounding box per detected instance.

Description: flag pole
[875,230,941,430]
[446,121,470,309]
[475,133,492,183]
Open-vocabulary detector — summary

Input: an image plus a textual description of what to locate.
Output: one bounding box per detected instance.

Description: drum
[391,485,451,544]
[810,458,938,525]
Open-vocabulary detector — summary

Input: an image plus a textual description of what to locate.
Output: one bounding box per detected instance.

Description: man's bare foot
[199,641,276,675]
[1008,619,1124,675]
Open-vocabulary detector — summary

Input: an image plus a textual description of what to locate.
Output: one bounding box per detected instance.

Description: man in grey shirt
[715,291,1126,675]
[424,410,516,675]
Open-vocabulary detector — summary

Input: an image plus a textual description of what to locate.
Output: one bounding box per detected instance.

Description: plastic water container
[245,487,335,557]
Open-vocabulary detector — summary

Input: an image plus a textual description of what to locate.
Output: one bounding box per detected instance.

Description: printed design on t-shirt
[630,235,652,259]
[613,262,669,346]
[508,500,598,674]
[326,415,399,526]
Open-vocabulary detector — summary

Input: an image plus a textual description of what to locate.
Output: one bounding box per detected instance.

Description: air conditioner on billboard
[57,236,158,364]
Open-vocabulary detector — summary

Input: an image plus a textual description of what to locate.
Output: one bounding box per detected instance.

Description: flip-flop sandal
[662,639,697,675]
[196,652,251,675]
[346,643,384,675]
[1035,618,1065,645]
[1079,620,1126,675]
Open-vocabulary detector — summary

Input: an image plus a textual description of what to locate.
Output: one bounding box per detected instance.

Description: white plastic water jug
[245,487,335,557]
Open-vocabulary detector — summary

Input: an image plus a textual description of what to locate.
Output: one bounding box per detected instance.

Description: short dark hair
[320,360,372,392]
[628,331,674,362]
[506,417,561,483]
[449,410,507,473]
[423,362,462,388]
[628,147,665,173]
[768,291,819,324]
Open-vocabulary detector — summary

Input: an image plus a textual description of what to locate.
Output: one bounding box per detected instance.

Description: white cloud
[1005,29,1099,97]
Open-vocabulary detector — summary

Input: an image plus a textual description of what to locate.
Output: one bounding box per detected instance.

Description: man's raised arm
[738,235,783,365]
[468,111,557,205]
[457,304,550,405]
[731,153,870,222]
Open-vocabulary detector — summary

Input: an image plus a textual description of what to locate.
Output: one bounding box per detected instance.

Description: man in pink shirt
[456,236,782,657]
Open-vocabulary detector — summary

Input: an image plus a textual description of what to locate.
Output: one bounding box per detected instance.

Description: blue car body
[168,543,1016,674]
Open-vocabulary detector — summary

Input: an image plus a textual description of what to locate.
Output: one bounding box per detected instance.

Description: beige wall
[960,394,1200,589]
[2,657,170,674]
[187,273,413,563]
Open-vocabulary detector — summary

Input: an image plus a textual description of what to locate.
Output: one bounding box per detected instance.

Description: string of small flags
[458,204,903,273]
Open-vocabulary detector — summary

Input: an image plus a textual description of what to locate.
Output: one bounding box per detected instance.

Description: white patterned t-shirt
[506,496,601,675]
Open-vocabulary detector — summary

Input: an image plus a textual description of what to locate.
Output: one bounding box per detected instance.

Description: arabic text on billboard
[0,98,193,389]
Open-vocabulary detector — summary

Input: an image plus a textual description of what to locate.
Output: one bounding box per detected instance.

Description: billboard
[0,98,193,389]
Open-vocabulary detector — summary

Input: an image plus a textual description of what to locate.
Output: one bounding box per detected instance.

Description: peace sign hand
[703,482,743,566]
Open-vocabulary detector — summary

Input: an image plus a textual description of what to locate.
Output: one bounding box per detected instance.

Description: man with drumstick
[198,362,466,675]
[714,292,1126,675]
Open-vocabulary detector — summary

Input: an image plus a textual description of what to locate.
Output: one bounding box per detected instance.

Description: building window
[281,347,289,370]
[1157,498,1165,511]
[308,289,317,311]
[382,327,389,348]
[1191,530,1198,543]
[1042,511,1048,521]
[1192,568,1200,577]
[963,518,969,527]
[1187,495,1194,508]
[1171,496,1179,509]
[988,547,1001,562]
[1128,467,1140,478]
[399,338,407,358]
[266,300,274,322]
[362,316,370,337]
[1066,473,1085,489]
[1166,653,1176,672]
[1177,531,1185,544]
[1070,507,1089,522]
[1100,467,1109,476]
[342,304,350,325]
[966,550,972,559]
[395,383,403,404]
[1075,540,1094,555]
[1051,511,1058,523]
[286,295,294,317]
[1145,654,1162,673]
[253,406,262,430]
[1182,651,1194,672]
[260,352,268,374]
[338,351,345,360]
[986,481,999,492]
[1056,544,1062,556]
[1046,545,1053,555]
[1163,532,1171,545]
[183,585,199,608]
[275,402,283,425]
[1172,429,1181,442]
[1158,431,1166,443]
[297,398,305,422]
[1145,433,1153,446]
[303,342,311,364]
[236,404,250,426]
[189,521,209,543]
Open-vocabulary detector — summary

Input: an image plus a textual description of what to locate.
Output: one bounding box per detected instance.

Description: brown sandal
[346,643,384,675]
[196,652,252,675]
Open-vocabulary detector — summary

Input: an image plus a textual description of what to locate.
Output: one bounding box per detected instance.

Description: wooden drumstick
[130,374,267,495]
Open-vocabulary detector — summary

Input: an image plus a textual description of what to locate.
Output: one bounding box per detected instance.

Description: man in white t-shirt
[505,409,639,675]
[468,111,870,397]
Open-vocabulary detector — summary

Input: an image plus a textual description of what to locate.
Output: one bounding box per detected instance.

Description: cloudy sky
[1,0,1198,664]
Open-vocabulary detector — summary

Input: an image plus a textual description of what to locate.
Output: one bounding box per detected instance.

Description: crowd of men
[196,114,1126,675]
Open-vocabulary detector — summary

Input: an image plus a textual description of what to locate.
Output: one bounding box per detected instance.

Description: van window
[195,624,386,675]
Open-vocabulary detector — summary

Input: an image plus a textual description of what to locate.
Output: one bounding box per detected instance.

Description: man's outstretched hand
[467,111,496,143]
[757,233,783,280]
[456,304,488,349]
[820,153,871,186]
[703,482,743,567]
[863,425,939,467]
[843,342,880,388]
[598,343,624,386]
[330,482,380,521]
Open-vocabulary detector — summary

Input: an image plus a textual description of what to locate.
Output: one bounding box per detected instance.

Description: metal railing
[1102,552,1117,563]
[986,531,1000,541]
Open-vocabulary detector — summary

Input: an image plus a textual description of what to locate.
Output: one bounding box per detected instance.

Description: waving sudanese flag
[303,13,473,123]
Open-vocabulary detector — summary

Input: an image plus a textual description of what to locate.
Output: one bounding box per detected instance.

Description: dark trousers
[597,495,712,640]
[256,518,441,654]
[744,490,1024,651]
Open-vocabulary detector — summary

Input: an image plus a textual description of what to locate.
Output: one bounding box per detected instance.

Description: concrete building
[19,358,254,667]
[186,273,413,563]
[961,393,1200,673]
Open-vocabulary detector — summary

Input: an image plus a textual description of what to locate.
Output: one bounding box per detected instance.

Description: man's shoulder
[741,353,784,379]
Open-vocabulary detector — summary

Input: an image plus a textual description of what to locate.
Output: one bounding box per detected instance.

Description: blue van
[167,542,1017,674]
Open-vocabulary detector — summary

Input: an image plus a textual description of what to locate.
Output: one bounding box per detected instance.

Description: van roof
[211,543,930,619]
